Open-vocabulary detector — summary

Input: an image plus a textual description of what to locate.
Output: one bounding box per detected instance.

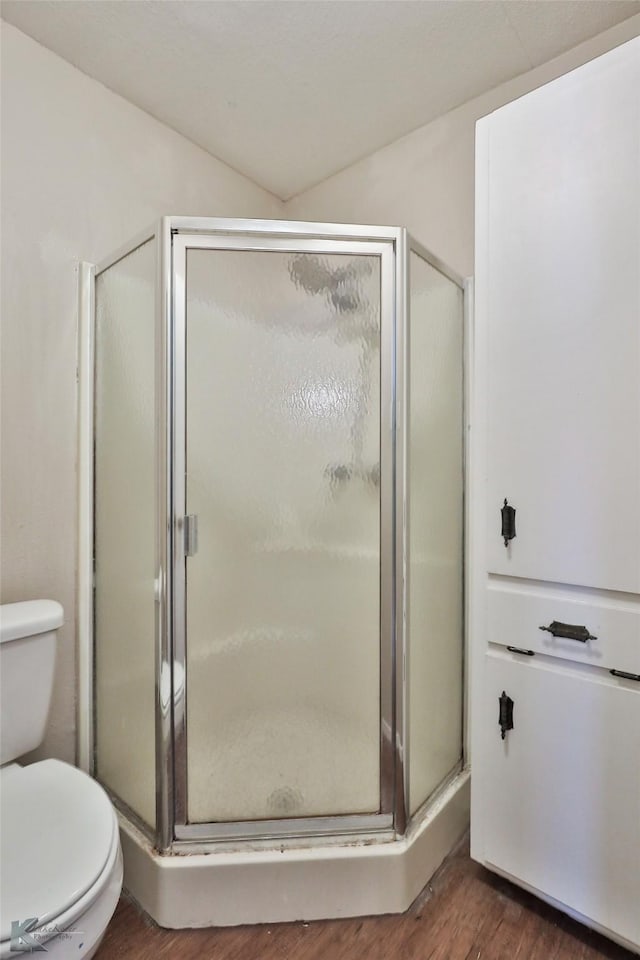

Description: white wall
[3,10,638,770]
[0,22,282,763]
[286,14,640,278]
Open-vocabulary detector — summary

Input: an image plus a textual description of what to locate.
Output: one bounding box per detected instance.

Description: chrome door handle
[184,515,198,557]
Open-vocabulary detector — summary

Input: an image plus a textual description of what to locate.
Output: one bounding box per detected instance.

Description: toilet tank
[0,600,63,763]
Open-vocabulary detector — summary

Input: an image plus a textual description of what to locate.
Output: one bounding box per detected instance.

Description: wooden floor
[96,836,633,959]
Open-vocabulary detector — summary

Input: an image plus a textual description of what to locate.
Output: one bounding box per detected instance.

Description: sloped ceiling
[2,0,639,199]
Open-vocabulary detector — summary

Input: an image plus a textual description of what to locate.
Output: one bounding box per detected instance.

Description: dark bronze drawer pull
[501,499,516,547]
[539,620,597,643]
[507,645,535,656]
[499,691,514,740]
[610,669,640,682]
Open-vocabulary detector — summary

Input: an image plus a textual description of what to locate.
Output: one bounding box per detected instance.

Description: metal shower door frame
[85,217,467,855]
[159,217,406,847]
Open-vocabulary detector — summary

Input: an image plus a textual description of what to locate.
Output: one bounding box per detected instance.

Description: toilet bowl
[0,601,123,959]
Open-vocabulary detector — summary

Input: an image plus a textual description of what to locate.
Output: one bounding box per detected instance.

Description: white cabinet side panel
[469,115,491,865]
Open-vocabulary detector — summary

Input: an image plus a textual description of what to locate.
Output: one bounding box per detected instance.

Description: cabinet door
[476,650,640,948]
[480,38,640,592]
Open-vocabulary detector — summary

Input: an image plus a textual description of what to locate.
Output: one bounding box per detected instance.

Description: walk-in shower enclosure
[82,218,467,913]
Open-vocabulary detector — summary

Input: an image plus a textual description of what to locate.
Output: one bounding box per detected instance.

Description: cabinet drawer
[477,650,640,948]
[487,581,640,675]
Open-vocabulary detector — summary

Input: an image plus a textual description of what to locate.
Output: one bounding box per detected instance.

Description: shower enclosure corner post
[77,260,96,776]
[156,217,176,852]
[462,275,474,770]
[393,228,409,836]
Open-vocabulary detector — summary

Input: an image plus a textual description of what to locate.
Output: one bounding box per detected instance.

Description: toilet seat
[0,760,118,948]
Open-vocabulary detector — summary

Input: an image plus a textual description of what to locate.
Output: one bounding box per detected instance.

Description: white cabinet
[477,650,640,949]
[481,37,640,594]
[471,36,640,955]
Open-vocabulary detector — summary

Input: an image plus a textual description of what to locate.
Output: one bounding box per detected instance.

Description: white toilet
[0,600,123,959]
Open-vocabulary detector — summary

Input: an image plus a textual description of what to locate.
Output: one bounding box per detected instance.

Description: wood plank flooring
[96,836,634,959]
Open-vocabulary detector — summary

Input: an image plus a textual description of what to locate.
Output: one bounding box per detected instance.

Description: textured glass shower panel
[94,240,156,828]
[185,248,381,823]
[408,252,464,816]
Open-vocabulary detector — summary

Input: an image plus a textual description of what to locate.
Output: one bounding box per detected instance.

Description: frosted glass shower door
[178,238,389,828]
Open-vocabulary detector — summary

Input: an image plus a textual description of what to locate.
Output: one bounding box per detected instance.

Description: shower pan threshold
[119,769,469,928]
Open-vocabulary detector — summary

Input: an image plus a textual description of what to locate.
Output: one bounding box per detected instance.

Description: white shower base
[119,768,469,928]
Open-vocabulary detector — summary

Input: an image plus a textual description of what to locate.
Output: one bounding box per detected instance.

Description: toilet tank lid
[0,600,64,643]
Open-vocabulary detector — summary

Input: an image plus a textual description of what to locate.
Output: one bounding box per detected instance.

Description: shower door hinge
[183,515,199,557]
